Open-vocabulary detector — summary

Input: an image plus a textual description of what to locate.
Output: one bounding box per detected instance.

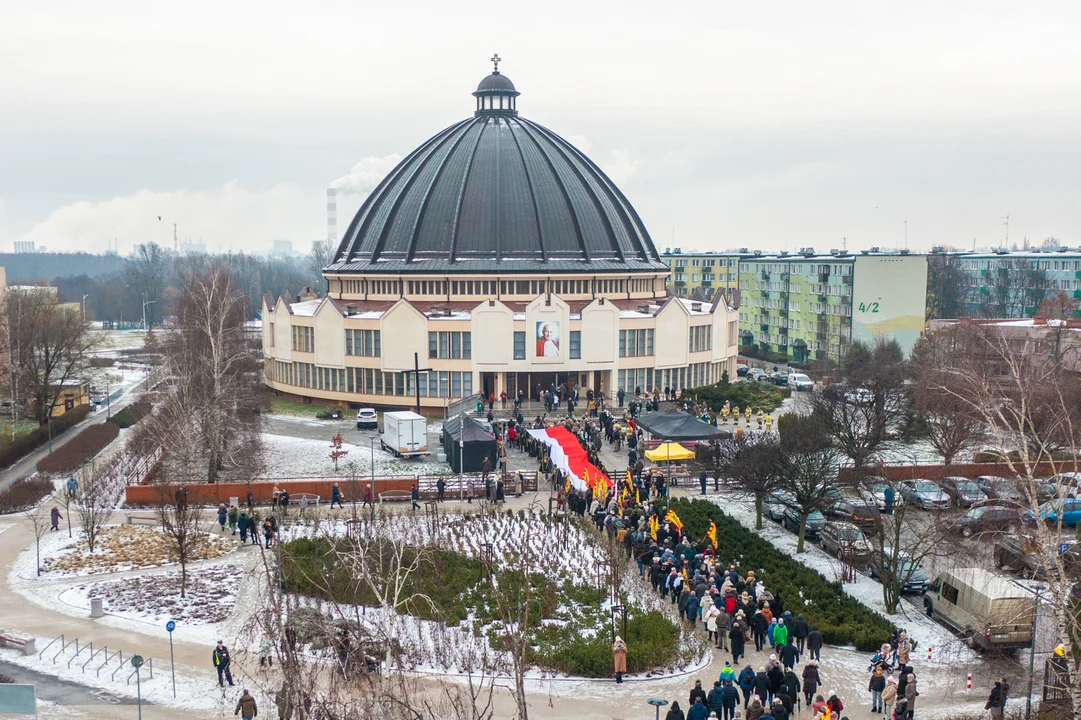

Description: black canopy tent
[634,410,730,442]
[441,414,498,473]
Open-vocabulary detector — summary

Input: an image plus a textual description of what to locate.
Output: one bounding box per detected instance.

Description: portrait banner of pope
[536,321,560,357]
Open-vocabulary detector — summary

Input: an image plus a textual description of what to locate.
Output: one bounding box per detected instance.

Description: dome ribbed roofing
[328,69,665,275]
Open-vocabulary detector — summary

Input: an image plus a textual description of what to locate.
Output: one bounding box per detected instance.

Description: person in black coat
[689,679,708,708]
[792,614,809,653]
[722,681,740,720]
[806,625,823,661]
[753,612,769,652]
[665,701,686,720]
[776,686,794,716]
[767,664,785,703]
[753,669,771,704]
[730,621,746,665]
[780,640,799,669]
[783,670,801,705]
[769,698,790,720]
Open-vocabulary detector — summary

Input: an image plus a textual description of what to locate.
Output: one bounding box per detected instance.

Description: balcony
[674,265,686,273]
[819,272,830,282]
[761,271,771,280]
[760,323,770,332]
[779,306,789,316]
[842,273,853,284]
[674,281,686,287]
[701,280,713,287]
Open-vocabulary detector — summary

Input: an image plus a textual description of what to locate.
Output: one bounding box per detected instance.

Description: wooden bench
[378,490,413,504]
[0,634,36,656]
[125,513,157,526]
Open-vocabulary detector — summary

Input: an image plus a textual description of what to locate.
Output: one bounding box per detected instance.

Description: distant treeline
[0,252,125,283]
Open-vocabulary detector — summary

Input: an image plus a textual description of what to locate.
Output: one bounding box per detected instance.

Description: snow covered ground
[63,564,239,624]
[261,432,451,479]
[712,494,978,667]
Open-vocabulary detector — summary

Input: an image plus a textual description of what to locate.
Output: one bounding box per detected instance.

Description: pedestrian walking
[411,482,421,511]
[903,674,916,719]
[806,625,822,661]
[298,495,308,521]
[238,511,250,544]
[801,661,820,708]
[228,505,239,535]
[213,640,234,687]
[234,688,257,719]
[259,635,273,668]
[436,477,446,501]
[50,506,62,531]
[363,483,373,507]
[613,636,627,684]
[217,503,228,532]
[869,666,886,713]
[985,679,1006,720]
[331,482,344,509]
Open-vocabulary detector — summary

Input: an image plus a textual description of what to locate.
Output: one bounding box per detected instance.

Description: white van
[789,373,814,391]
[923,567,1035,650]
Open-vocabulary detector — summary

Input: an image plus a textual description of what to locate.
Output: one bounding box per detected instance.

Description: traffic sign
[130,655,144,668]
[166,621,176,633]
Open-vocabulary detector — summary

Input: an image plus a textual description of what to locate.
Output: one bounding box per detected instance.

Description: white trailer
[381,411,429,458]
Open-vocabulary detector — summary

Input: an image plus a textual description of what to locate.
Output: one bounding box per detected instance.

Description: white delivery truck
[381,411,429,458]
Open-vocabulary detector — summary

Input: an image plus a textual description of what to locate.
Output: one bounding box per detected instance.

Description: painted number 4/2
[858,301,880,313]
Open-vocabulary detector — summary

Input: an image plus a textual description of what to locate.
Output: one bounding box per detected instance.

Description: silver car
[899,479,951,510]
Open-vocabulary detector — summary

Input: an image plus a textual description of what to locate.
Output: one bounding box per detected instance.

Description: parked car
[941,477,988,508]
[824,498,880,533]
[770,372,789,387]
[764,491,794,521]
[819,522,870,562]
[843,386,874,405]
[861,478,905,511]
[1023,497,1081,527]
[870,548,930,594]
[994,536,1081,579]
[899,479,951,510]
[788,373,814,391]
[356,407,379,430]
[782,506,826,538]
[975,476,1025,504]
[923,568,1036,650]
[749,368,769,383]
[736,363,749,377]
[951,503,1022,537]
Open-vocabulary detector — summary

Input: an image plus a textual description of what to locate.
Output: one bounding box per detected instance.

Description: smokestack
[326,188,337,244]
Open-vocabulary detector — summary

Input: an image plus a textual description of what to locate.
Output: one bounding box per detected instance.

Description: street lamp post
[369,436,376,518]
[81,294,89,322]
[142,299,156,336]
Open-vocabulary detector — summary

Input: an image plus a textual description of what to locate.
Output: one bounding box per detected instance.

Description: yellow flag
[625,468,633,489]
[665,509,684,530]
[682,565,689,581]
[706,521,718,549]
[649,514,658,540]
[563,477,571,496]
[583,467,591,488]
[635,487,640,505]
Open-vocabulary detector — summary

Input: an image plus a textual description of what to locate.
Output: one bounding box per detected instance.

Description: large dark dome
[328,69,665,275]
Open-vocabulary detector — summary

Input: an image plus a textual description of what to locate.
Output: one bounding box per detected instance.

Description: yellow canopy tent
[644,442,696,462]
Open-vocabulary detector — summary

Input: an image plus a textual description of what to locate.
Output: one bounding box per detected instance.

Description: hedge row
[683,378,786,413]
[107,397,152,429]
[0,405,91,470]
[0,475,56,514]
[36,422,120,474]
[668,498,892,651]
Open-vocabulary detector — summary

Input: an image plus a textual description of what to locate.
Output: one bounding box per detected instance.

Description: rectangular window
[439,371,449,398]
[513,331,526,360]
[438,332,448,359]
[269,323,275,347]
[619,330,627,357]
[429,332,438,358]
[463,372,472,396]
[345,330,353,355]
[647,329,654,355]
[463,332,471,359]
[452,371,462,397]
[569,330,581,359]
[451,332,461,359]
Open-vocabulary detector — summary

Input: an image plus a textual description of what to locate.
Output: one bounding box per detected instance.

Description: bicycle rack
[54,637,78,664]
[110,652,129,682]
[98,649,122,678]
[68,641,91,669]
[38,634,63,661]
[83,644,107,673]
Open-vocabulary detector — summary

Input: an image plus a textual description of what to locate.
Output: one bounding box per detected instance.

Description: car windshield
[841,527,863,541]
[957,481,980,493]
[964,507,986,519]
[914,481,939,493]
[871,483,890,494]
[807,511,825,522]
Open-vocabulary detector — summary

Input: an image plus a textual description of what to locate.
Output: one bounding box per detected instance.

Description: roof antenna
[491,54,501,74]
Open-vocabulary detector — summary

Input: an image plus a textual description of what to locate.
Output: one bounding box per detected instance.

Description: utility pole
[400,352,434,416]
[1003,214,1010,246]
[173,223,178,253]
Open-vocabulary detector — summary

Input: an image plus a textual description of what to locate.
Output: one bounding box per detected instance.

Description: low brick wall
[839,461,1076,483]
[123,473,537,506]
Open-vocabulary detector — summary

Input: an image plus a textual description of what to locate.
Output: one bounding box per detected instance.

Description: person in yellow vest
[765,414,773,434]
[744,406,752,423]
[721,404,730,424]
[732,406,740,424]
[757,409,764,427]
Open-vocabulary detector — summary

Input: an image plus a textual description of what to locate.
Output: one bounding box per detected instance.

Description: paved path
[0,375,148,493]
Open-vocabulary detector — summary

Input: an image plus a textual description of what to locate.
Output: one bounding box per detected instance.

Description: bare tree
[153,482,207,598]
[812,338,909,470]
[925,252,970,321]
[1036,290,1081,365]
[73,457,125,553]
[126,242,171,326]
[330,432,349,472]
[6,287,101,424]
[711,433,786,529]
[778,415,842,552]
[153,264,263,483]
[911,332,984,471]
[926,322,1081,711]
[23,501,53,576]
[309,238,336,294]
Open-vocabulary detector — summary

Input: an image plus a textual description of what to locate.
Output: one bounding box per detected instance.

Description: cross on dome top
[491,54,501,73]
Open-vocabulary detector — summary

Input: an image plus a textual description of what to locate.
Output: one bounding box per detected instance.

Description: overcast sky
[2,0,1079,256]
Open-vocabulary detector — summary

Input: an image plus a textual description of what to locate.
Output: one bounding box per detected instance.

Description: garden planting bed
[66,564,238,623]
[40,524,236,577]
[279,510,708,678]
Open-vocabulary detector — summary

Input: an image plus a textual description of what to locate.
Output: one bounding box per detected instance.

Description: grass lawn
[0,419,41,449]
[264,390,330,418]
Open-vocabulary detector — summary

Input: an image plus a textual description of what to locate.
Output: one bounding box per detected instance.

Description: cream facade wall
[262,294,740,409]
